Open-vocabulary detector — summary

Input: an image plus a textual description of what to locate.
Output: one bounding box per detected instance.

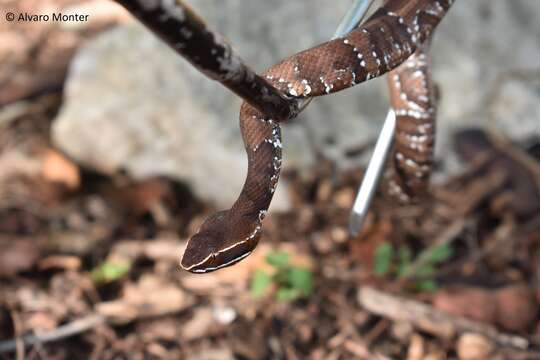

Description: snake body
[387,43,437,203]
[180,0,454,272]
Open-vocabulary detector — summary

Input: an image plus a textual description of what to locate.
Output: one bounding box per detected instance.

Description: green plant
[373,242,453,291]
[91,260,131,284]
[250,251,314,301]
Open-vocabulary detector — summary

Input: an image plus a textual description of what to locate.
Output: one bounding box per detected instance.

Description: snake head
[180,211,259,273]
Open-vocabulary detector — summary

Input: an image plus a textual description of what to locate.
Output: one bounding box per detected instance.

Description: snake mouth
[180,211,260,273]
[181,233,258,273]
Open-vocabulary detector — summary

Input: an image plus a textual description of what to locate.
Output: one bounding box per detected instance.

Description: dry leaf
[456,333,493,360]
[0,237,40,276]
[96,274,191,324]
[41,149,80,190]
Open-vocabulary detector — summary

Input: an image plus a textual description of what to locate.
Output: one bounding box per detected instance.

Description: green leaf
[266,251,290,268]
[425,243,453,263]
[288,267,314,296]
[272,268,289,286]
[415,263,436,278]
[250,269,272,298]
[91,261,131,284]
[396,245,412,277]
[416,279,438,292]
[276,287,301,301]
[373,242,394,276]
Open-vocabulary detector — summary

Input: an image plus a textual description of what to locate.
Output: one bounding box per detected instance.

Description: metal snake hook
[349,110,396,236]
[297,0,385,237]
[334,0,389,237]
[334,0,396,237]
[297,0,377,112]
[301,0,391,237]
[335,0,377,37]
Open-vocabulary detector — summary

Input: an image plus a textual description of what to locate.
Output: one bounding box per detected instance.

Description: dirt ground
[1,1,540,359]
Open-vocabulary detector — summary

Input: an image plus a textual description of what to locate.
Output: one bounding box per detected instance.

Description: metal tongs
[349,110,396,236]
[335,0,397,236]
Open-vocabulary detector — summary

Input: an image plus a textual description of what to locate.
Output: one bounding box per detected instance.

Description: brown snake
[114,0,455,272]
[388,42,437,203]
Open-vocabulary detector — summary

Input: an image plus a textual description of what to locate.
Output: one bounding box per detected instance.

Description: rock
[53,0,540,206]
[52,22,300,211]
[456,333,494,360]
[494,283,538,332]
[431,0,540,174]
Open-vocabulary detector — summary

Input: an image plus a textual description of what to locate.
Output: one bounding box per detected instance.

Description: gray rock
[53,22,303,211]
[431,0,540,173]
[53,0,540,208]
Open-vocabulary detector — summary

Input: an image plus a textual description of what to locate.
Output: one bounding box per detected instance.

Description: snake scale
[114,0,454,273]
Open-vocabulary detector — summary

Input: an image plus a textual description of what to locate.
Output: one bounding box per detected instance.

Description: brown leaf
[494,283,538,332]
[108,178,173,216]
[187,347,235,360]
[433,286,497,325]
[0,237,40,276]
[24,311,58,333]
[41,149,80,190]
[96,274,191,324]
[38,255,81,271]
[406,333,425,360]
[136,318,179,342]
[106,238,184,264]
[180,307,217,341]
[350,218,393,269]
[456,333,494,360]
[0,0,128,105]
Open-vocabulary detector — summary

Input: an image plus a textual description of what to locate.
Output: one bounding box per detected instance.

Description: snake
[387,42,437,203]
[113,0,455,273]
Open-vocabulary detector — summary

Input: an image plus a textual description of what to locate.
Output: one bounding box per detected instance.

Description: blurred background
[0,0,539,359]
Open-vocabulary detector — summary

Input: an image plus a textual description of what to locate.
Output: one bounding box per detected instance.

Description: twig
[487,129,540,190]
[343,339,394,360]
[113,0,296,121]
[466,213,539,267]
[357,286,529,350]
[113,0,376,122]
[455,170,508,215]
[0,100,31,128]
[364,319,390,346]
[484,67,540,189]
[10,310,24,360]
[469,214,515,263]
[0,314,105,354]
[399,219,468,280]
